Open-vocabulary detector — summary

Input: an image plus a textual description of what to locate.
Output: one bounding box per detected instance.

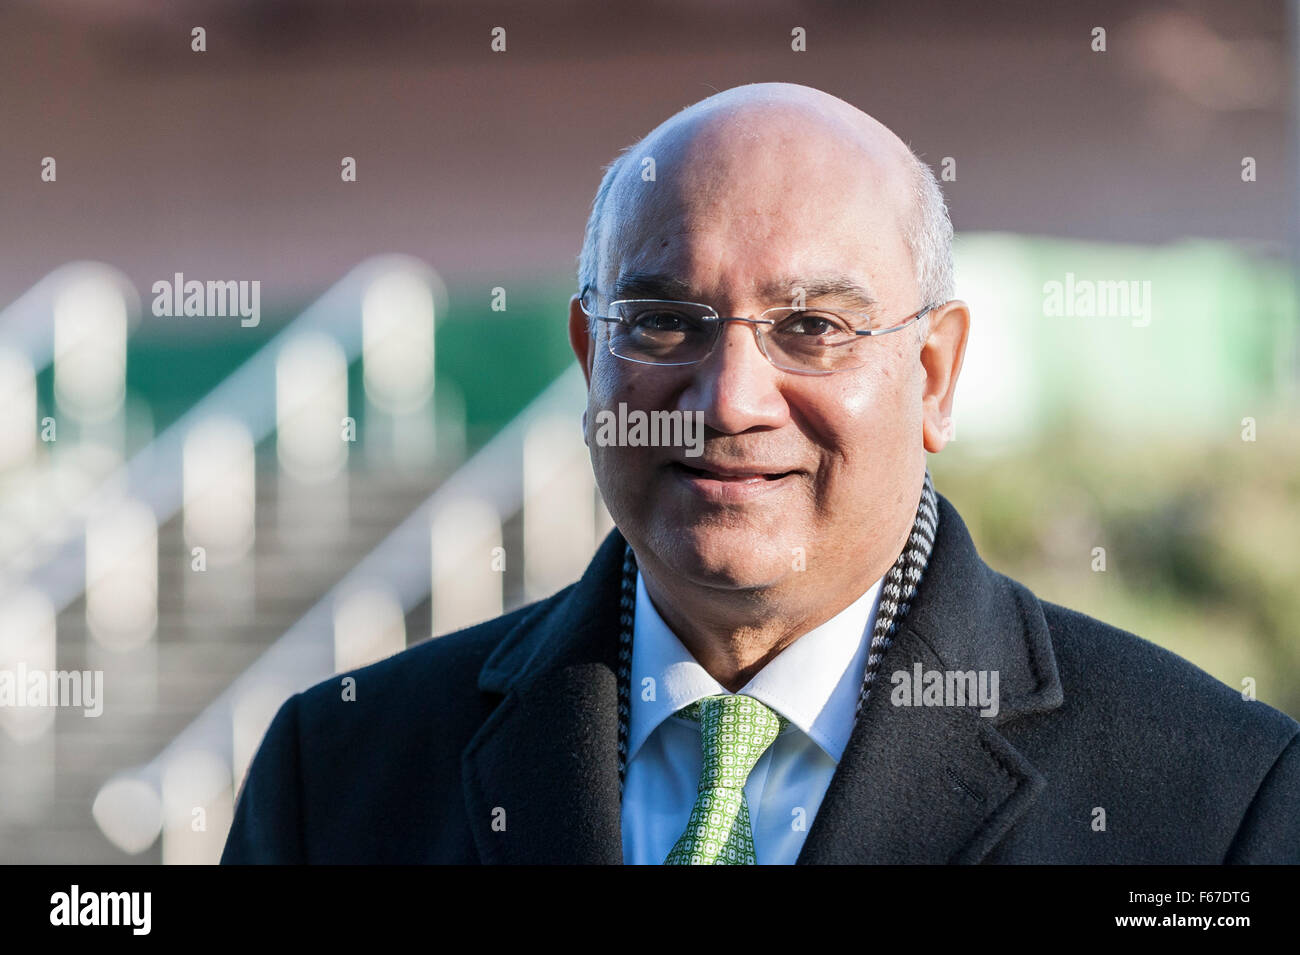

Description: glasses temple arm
[851,304,938,337]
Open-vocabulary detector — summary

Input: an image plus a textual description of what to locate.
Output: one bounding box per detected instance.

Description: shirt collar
[627,570,882,764]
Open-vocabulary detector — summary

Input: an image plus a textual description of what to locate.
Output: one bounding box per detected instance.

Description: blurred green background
[937,234,1299,719]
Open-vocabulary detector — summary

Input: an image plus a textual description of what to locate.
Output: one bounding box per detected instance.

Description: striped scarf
[615,469,940,795]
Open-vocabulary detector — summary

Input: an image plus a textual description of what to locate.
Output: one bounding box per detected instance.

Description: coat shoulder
[983,596,1300,862]
[1032,594,1300,825]
[224,593,573,863]
[294,592,563,729]
[1038,598,1299,744]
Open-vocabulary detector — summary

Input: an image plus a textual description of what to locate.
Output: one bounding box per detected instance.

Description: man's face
[572,112,933,594]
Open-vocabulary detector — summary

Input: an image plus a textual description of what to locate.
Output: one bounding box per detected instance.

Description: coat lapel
[797,493,1064,863]
[462,530,628,864]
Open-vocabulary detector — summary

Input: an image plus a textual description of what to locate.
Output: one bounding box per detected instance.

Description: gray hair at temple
[576,140,955,344]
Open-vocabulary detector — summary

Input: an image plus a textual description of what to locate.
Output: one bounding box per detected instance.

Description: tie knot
[678,694,787,790]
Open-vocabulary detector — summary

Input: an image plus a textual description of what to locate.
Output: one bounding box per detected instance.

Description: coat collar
[463,529,628,864]
[463,492,1064,864]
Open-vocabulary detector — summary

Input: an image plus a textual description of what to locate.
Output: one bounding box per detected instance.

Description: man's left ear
[919,300,971,453]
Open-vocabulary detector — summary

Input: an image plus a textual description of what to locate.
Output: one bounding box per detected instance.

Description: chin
[646,519,794,591]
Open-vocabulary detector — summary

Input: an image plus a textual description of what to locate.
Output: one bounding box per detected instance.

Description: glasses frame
[579,293,941,377]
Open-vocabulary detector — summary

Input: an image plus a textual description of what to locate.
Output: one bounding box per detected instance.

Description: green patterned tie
[663,694,788,865]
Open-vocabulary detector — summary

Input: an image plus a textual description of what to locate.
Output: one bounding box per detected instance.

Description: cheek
[834,342,912,418]
[585,359,669,479]
[588,351,644,407]
[804,361,918,486]
[585,362,620,480]
[589,352,689,416]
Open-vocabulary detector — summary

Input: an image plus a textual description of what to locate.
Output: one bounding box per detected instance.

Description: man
[223,82,1300,864]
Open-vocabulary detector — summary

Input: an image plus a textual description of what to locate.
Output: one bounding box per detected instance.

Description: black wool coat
[222,493,1300,864]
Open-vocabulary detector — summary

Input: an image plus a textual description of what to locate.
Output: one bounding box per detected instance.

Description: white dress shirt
[621,570,883,865]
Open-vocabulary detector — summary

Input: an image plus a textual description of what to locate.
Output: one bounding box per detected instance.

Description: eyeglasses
[579,293,940,376]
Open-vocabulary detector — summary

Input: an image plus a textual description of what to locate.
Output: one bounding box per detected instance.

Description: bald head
[578,82,953,319]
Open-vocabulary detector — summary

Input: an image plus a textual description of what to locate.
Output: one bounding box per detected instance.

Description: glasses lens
[762,308,866,373]
[608,302,716,364]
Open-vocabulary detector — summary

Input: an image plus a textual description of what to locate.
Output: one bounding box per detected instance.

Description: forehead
[604,112,916,306]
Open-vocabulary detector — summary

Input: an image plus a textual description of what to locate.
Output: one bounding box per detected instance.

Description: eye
[631,309,692,331]
[776,310,852,337]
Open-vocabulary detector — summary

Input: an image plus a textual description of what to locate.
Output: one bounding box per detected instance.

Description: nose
[679,318,790,435]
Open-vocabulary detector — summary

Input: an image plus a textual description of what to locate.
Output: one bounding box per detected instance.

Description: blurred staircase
[0,456,446,863]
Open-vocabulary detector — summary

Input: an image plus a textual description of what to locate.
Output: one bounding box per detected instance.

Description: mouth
[669,461,801,503]
[672,462,796,482]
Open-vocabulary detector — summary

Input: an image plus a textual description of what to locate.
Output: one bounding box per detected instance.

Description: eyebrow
[613,271,879,312]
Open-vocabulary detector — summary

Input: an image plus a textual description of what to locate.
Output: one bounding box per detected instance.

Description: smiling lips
[670,460,800,502]
[674,462,795,482]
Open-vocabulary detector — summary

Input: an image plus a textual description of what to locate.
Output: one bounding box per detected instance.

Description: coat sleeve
[1224,730,1300,864]
[220,693,307,864]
